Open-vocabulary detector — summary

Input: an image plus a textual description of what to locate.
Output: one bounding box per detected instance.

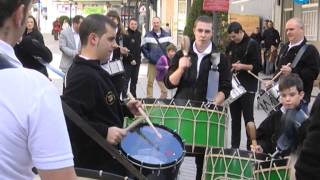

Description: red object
[52,20,61,33]
[203,0,230,12]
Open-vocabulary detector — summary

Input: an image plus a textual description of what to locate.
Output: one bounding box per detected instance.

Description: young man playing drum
[252,74,308,155]
[226,22,262,150]
[62,14,142,176]
[164,15,232,180]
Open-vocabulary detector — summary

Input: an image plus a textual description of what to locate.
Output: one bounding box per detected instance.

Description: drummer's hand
[178,56,191,71]
[232,62,243,71]
[251,144,263,153]
[213,92,225,106]
[127,99,143,116]
[264,80,273,89]
[107,127,127,145]
[280,64,292,76]
[120,46,130,55]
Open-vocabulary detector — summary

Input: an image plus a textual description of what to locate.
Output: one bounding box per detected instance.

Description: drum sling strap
[290,44,309,68]
[62,101,146,180]
[206,52,220,102]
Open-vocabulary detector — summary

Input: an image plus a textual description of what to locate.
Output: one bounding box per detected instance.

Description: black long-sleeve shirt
[123,28,142,65]
[62,56,130,172]
[226,34,262,92]
[276,38,319,102]
[295,100,320,180]
[262,27,280,49]
[164,42,232,102]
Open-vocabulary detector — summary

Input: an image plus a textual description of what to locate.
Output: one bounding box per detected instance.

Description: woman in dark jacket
[14,16,52,77]
[23,16,44,44]
[106,10,129,98]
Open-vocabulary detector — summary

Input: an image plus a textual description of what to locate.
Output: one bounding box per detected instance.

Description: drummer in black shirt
[225,22,262,150]
[164,15,232,180]
[62,14,142,176]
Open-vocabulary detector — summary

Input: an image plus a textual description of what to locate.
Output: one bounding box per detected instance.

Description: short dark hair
[166,44,177,52]
[0,0,32,28]
[193,16,212,28]
[79,14,116,46]
[72,15,84,24]
[227,21,243,34]
[279,73,304,92]
[129,17,137,23]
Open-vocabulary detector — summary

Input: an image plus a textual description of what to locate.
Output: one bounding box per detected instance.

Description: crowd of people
[1,0,320,180]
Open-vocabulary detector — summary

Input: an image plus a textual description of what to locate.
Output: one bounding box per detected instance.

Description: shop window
[302,9,318,41]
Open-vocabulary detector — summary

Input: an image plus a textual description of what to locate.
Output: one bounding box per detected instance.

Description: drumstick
[181,35,190,56]
[230,60,240,72]
[127,92,162,139]
[271,63,291,82]
[246,122,257,147]
[247,70,264,82]
[125,117,145,132]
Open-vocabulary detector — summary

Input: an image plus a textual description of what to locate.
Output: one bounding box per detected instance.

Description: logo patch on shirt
[105,91,115,105]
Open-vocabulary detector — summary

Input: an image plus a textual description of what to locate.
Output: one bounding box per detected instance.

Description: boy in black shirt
[252,73,306,155]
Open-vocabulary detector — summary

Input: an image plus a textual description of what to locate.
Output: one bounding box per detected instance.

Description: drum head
[120,123,185,168]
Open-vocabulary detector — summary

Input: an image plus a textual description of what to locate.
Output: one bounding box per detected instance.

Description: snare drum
[255,158,291,180]
[202,148,268,180]
[257,84,280,114]
[124,98,228,153]
[120,123,185,180]
[228,75,247,104]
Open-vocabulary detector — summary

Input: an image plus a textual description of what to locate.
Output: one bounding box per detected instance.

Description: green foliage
[183,0,211,40]
[83,6,106,16]
[59,16,70,25]
[183,0,229,51]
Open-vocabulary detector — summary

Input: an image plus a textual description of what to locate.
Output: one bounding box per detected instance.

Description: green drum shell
[203,148,268,180]
[123,99,227,152]
[254,158,290,180]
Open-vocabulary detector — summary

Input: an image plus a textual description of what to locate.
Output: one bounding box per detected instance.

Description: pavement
[39,33,320,180]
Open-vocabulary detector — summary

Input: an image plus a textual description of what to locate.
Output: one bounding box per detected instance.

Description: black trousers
[195,154,204,180]
[230,93,255,149]
[122,63,140,99]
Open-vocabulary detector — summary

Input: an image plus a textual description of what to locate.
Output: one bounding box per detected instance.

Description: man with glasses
[164,15,232,180]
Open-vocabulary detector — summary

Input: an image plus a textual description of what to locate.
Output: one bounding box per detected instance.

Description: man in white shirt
[59,15,84,73]
[0,1,76,179]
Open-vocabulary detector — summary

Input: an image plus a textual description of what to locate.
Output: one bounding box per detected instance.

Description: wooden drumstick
[181,35,190,56]
[127,92,162,139]
[125,117,145,132]
[247,70,264,82]
[270,63,291,82]
[246,122,257,147]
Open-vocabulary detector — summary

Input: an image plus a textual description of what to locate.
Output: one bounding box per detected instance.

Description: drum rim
[141,98,226,115]
[254,158,289,170]
[120,123,186,170]
[206,148,269,161]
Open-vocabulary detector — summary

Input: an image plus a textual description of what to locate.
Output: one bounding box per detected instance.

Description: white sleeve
[27,83,74,170]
